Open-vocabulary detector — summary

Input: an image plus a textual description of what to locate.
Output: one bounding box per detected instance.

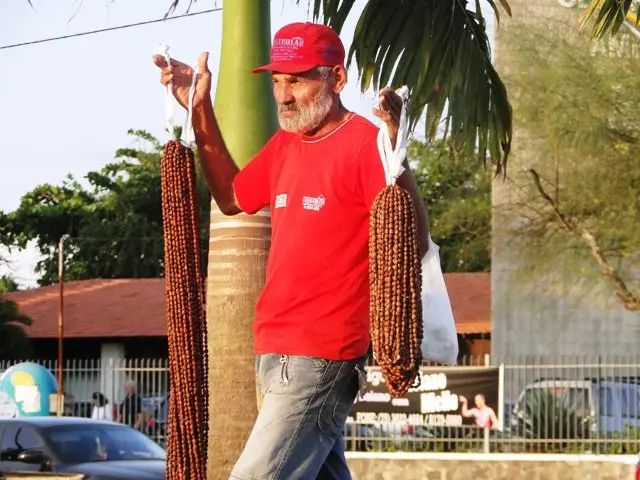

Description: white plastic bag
[420,236,458,365]
[375,86,458,366]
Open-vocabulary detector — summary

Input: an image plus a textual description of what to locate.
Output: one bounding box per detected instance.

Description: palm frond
[301,0,512,175]
[580,0,640,37]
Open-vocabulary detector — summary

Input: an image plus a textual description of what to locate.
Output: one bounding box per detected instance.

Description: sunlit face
[475,395,486,408]
[272,68,336,134]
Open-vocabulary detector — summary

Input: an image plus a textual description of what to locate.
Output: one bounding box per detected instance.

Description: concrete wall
[2,475,84,479]
[346,453,637,480]
[490,0,640,367]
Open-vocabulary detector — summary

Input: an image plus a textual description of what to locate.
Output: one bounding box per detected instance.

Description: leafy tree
[0,275,19,294]
[410,140,491,273]
[498,22,640,311]
[0,297,33,360]
[0,261,26,362]
[0,129,210,286]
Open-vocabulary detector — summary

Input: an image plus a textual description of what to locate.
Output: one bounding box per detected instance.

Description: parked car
[511,377,640,440]
[0,416,165,479]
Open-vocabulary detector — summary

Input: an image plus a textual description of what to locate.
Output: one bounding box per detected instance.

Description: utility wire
[0,7,222,51]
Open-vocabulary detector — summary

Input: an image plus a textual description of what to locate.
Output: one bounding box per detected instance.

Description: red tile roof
[5,274,490,339]
[443,272,491,335]
[5,279,166,338]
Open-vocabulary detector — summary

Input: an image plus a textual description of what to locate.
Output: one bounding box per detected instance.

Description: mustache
[278,103,299,114]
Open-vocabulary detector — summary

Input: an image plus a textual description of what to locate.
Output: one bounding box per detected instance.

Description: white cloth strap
[155,43,198,147]
[376,85,410,185]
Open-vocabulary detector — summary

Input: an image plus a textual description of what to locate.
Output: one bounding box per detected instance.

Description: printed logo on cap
[272,36,306,62]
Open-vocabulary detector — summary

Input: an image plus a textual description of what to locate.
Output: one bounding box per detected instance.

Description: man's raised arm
[192,103,242,216]
[153,51,242,216]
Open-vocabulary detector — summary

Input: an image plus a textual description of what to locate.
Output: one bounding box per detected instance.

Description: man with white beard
[153,22,429,480]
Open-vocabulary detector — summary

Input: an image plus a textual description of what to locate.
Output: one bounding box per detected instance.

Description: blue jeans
[230,353,366,480]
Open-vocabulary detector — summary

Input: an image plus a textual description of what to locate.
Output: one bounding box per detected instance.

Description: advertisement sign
[348,365,504,429]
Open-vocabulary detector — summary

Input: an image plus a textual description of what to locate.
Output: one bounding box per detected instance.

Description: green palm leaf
[580,0,640,38]
[299,0,513,174]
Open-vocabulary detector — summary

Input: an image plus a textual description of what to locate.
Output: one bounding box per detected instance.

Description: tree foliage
[410,140,491,273]
[0,129,210,286]
[580,0,640,38]
[0,297,33,360]
[500,23,640,311]
[0,276,19,294]
[298,0,513,173]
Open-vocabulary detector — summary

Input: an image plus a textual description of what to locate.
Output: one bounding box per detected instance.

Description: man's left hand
[373,87,403,149]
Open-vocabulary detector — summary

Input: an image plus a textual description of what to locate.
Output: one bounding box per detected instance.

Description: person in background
[91,392,113,421]
[118,380,143,430]
[460,394,499,429]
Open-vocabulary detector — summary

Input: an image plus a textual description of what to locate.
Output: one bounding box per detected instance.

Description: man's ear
[332,65,348,94]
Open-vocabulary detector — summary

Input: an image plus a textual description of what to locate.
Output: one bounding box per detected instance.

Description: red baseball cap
[252,22,345,74]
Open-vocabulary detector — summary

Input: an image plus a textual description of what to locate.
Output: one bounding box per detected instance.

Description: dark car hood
[61,459,166,479]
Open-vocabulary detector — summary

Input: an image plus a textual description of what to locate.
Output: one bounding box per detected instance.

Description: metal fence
[1,355,638,454]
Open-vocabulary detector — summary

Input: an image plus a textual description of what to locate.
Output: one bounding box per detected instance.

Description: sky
[0,0,494,288]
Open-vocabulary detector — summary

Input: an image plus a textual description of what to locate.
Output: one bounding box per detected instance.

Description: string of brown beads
[369,184,423,398]
[160,139,209,480]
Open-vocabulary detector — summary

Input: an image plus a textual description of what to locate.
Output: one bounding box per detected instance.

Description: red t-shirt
[232,114,386,360]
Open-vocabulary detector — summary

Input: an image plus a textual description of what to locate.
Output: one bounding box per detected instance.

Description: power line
[0,7,222,51]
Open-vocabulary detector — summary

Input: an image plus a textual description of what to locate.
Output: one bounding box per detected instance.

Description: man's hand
[152,51,212,111]
[373,87,403,149]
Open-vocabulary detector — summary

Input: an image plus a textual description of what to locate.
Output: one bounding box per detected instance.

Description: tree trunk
[205,1,276,478]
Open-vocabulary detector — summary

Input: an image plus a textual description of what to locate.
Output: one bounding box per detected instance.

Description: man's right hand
[152,51,212,111]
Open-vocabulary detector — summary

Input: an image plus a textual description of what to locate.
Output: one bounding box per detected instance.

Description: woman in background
[91,391,113,421]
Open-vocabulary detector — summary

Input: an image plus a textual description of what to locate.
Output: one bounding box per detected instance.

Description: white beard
[278,82,334,134]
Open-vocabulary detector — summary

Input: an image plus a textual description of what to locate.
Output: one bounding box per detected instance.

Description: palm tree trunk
[205,1,276,478]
